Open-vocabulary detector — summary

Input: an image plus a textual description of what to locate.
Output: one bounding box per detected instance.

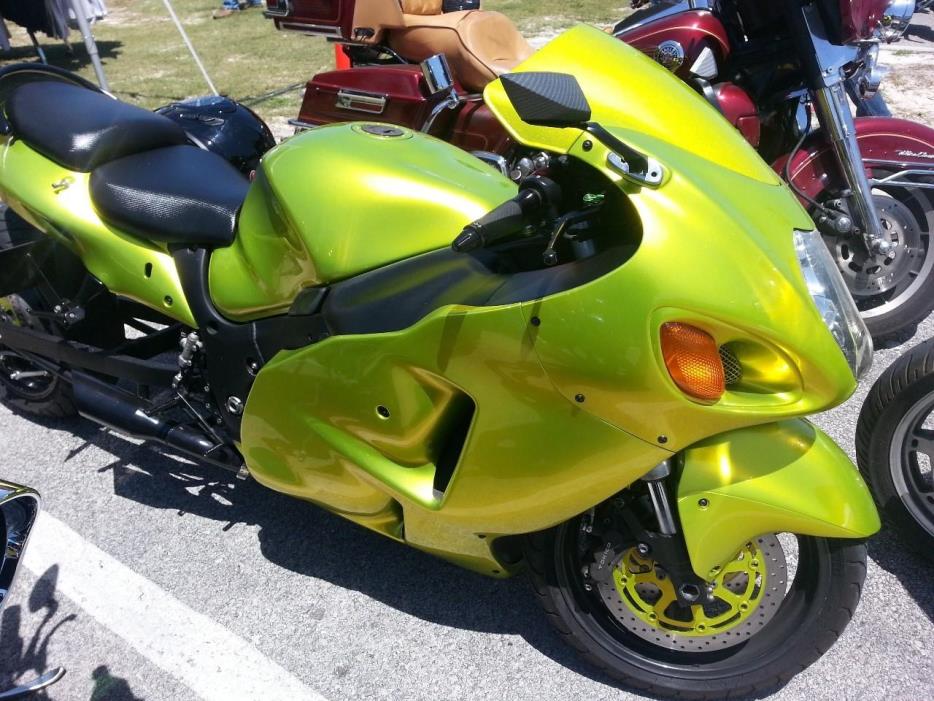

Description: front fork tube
[637,461,706,604]
[813,82,888,252]
[642,460,678,535]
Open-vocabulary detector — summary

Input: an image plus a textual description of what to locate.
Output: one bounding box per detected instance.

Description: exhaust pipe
[72,372,244,473]
[0,481,39,611]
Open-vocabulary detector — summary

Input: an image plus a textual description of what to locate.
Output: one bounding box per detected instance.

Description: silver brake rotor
[829,194,922,297]
[595,535,788,652]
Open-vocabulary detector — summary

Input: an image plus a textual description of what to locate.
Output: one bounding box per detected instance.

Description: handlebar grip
[452,189,543,253]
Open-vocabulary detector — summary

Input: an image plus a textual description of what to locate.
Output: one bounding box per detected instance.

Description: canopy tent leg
[69,0,109,91]
[27,30,47,64]
[161,0,219,96]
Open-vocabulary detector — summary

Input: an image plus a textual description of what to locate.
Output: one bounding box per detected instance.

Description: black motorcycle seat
[5,82,188,172]
[90,145,248,248]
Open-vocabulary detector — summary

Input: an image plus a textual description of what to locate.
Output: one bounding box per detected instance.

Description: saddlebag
[297,65,455,132]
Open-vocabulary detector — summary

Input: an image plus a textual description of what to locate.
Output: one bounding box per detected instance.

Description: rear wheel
[856,338,934,559]
[526,508,866,699]
[0,205,75,418]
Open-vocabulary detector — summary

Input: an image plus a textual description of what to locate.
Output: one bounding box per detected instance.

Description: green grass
[0,1,630,125]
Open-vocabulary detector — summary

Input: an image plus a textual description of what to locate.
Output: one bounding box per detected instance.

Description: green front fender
[676,420,880,578]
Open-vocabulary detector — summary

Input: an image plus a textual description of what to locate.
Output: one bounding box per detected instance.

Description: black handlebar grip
[452,189,542,253]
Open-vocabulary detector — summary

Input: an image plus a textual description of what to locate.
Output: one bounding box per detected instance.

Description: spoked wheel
[526,505,867,699]
[857,337,934,558]
[821,173,934,342]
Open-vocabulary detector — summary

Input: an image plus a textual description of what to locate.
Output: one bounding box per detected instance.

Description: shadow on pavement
[866,530,934,624]
[0,565,73,691]
[90,665,143,701]
[906,23,934,43]
[35,415,629,691]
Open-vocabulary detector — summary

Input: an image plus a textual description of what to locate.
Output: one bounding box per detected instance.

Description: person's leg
[213,0,240,18]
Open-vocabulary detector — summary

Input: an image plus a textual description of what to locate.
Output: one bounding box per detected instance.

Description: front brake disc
[594,534,788,652]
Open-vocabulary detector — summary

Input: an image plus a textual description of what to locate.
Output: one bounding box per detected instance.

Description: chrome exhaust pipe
[0,480,39,612]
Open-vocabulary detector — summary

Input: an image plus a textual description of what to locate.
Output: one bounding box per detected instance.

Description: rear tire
[856,338,934,560]
[0,203,76,419]
[525,521,866,699]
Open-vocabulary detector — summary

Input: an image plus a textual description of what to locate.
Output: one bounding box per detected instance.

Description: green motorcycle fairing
[238,27,878,575]
[0,24,880,578]
[677,419,880,578]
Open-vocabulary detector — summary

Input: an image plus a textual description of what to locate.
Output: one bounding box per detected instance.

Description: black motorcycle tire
[0,204,75,419]
[856,338,934,560]
[525,525,866,699]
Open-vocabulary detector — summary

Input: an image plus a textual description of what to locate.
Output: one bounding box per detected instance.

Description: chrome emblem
[897,150,934,160]
[654,40,685,72]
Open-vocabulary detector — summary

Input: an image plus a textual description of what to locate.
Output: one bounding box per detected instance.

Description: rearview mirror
[500,72,591,128]
[0,481,40,612]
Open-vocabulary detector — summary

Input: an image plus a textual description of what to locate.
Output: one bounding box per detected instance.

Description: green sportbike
[0,26,879,699]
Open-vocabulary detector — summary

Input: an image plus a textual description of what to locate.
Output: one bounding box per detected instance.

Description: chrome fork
[812,82,892,255]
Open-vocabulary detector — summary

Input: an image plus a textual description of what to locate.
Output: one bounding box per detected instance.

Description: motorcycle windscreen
[483,24,780,186]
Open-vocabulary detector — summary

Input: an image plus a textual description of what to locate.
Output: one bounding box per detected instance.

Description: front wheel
[526,519,866,699]
[856,338,934,559]
[820,173,934,342]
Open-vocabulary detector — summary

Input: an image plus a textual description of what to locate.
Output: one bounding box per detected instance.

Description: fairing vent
[719,346,743,387]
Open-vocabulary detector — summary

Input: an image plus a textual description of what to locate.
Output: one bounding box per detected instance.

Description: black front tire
[525,525,866,699]
[856,338,934,560]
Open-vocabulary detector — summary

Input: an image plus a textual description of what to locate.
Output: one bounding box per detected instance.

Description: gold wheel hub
[596,535,788,652]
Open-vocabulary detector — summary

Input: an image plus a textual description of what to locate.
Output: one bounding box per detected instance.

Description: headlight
[880,0,915,43]
[794,230,873,379]
[857,44,888,99]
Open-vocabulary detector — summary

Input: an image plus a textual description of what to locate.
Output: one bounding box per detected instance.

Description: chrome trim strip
[278,22,342,37]
[336,90,388,115]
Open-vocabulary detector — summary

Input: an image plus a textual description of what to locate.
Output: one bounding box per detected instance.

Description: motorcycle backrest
[402,0,443,13]
[269,0,405,43]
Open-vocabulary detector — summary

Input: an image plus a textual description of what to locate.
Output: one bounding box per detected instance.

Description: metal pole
[69,0,109,91]
[161,0,219,96]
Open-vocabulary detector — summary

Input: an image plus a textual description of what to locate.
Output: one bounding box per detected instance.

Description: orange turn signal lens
[660,322,725,402]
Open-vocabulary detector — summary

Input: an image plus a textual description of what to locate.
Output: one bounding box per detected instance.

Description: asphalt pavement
[2,14,934,701]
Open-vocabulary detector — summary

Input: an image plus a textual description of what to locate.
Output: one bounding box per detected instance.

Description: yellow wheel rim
[598,535,788,652]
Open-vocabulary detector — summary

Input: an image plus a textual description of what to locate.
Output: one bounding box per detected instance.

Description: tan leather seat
[388,10,534,93]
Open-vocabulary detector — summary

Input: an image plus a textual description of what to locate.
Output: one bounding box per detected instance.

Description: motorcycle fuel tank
[208,122,517,320]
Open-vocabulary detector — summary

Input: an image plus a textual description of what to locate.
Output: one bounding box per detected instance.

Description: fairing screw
[657,435,668,444]
[575,394,585,403]
[530,316,541,327]
[637,543,651,556]
[582,140,593,152]
[698,498,709,508]
[226,396,244,415]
